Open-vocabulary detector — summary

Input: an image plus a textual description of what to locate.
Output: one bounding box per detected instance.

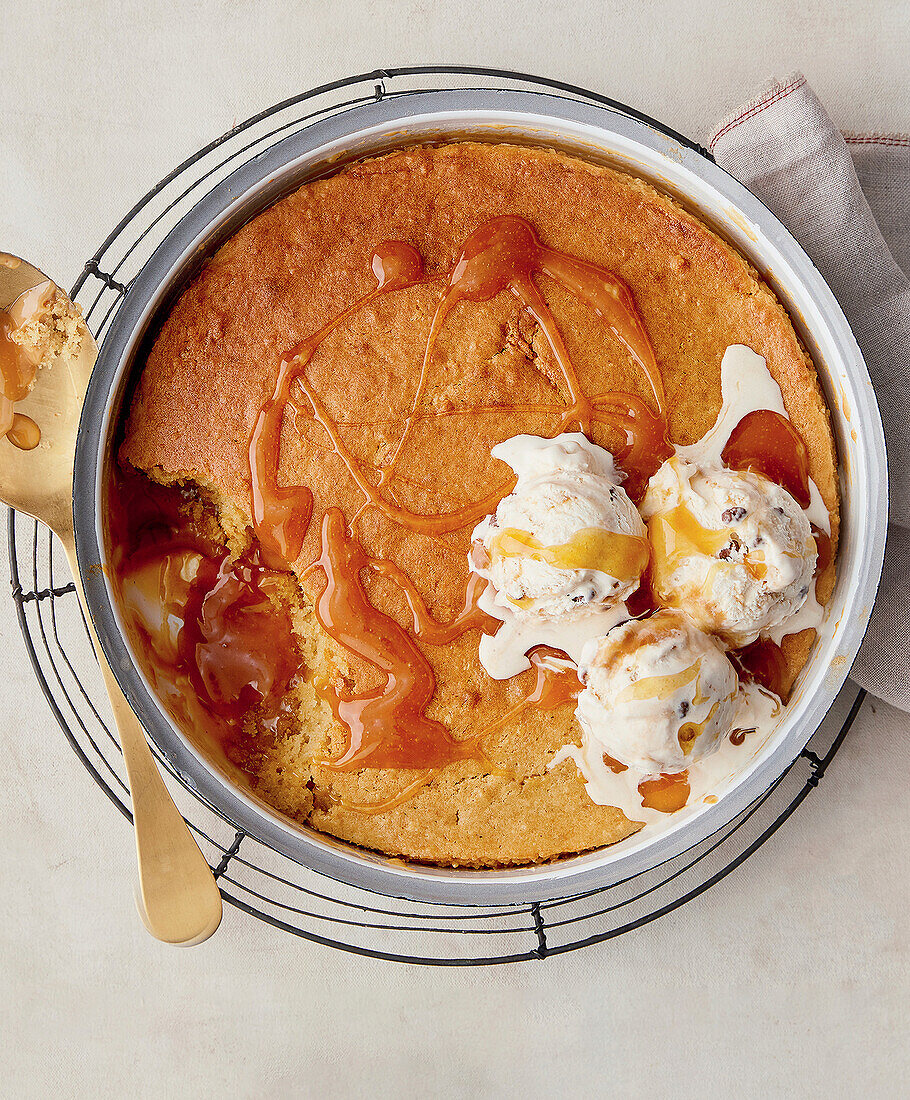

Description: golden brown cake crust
[120,142,839,867]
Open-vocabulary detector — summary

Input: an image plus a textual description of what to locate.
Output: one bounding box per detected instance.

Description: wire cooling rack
[8,67,866,964]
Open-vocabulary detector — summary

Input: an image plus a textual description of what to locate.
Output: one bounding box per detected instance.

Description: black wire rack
[7,67,866,964]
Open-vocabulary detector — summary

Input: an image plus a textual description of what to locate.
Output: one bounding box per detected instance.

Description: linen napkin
[709,74,910,712]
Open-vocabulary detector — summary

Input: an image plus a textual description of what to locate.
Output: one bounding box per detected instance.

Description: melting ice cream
[472,433,648,618]
[642,458,818,648]
[575,610,740,773]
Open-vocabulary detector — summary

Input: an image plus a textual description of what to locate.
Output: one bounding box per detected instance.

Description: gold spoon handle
[58,530,223,945]
[0,257,220,943]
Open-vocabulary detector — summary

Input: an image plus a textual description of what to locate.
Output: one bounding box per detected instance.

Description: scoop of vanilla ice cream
[641,458,817,648]
[472,433,648,619]
[576,609,740,773]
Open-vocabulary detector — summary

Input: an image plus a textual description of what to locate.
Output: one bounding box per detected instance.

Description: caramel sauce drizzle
[591,392,671,502]
[718,414,830,702]
[625,560,657,618]
[309,508,485,771]
[648,502,748,602]
[616,660,700,704]
[294,362,516,540]
[601,750,690,813]
[488,525,650,586]
[648,500,773,616]
[677,701,722,757]
[249,215,666,563]
[243,215,669,777]
[377,215,665,478]
[249,242,424,562]
[317,647,580,815]
[6,411,40,450]
[0,291,45,451]
[366,560,496,644]
[473,647,582,743]
[319,770,436,817]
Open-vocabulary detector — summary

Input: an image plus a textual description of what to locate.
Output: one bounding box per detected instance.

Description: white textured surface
[1,2,908,1096]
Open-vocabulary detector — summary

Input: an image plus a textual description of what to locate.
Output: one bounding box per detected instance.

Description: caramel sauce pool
[107,469,304,774]
[601,752,691,813]
[722,408,811,508]
[735,637,790,700]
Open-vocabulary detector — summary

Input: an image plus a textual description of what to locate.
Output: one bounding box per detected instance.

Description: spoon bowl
[0,256,96,531]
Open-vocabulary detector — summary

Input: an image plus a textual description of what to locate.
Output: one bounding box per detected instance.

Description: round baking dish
[72,88,887,906]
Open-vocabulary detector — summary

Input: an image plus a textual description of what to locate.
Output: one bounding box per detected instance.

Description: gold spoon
[1,254,222,945]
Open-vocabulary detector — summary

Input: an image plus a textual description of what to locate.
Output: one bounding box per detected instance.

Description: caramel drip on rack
[311,508,485,771]
[488,526,650,585]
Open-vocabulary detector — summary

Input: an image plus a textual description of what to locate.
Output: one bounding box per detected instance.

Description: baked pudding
[110,141,838,866]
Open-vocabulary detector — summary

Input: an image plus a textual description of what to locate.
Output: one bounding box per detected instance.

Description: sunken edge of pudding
[114,141,839,868]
